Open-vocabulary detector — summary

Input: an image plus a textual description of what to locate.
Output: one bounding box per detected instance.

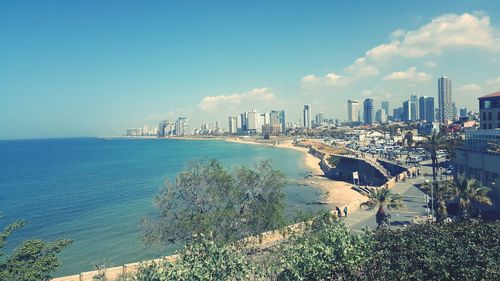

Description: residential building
[438,76,454,123]
[347,100,360,123]
[303,104,312,129]
[228,116,237,134]
[174,117,190,136]
[479,91,500,129]
[363,99,374,125]
[269,110,286,133]
[247,109,260,132]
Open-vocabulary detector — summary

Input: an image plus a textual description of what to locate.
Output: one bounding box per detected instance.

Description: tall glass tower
[438,76,453,123]
[363,99,374,125]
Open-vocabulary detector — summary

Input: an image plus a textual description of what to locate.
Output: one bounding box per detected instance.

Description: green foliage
[275,213,369,281]
[142,159,287,245]
[0,220,72,281]
[362,221,500,281]
[452,176,492,218]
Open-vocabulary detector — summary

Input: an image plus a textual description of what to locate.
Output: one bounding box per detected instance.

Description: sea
[0,138,326,277]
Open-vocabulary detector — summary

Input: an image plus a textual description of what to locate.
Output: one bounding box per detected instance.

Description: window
[497,123,500,129]
[498,112,500,120]
[489,112,492,120]
[483,112,487,120]
[489,124,492,129]
[483,124,487,129]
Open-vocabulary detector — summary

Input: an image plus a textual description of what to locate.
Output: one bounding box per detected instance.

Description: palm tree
[451,177,492,219]
[422,132,446,182]
[361,188,404,228]
[422,180,454,222]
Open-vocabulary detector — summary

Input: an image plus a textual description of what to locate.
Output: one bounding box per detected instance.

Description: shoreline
[105,135,366,210]
[223,137,366,209]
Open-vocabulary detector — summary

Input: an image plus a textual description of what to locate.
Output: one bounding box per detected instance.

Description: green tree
[142,159,286,246]
[0,219,72,281]
[362,221,500,281]
[361,188,404,228]
[422,180,454,222]
[422,132,446,182]
[451,176,492,219]
[275,213,369,281]
[404,131,414,147]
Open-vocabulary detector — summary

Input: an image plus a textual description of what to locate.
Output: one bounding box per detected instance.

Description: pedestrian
[336,206,342,218]
[343,206,348,217]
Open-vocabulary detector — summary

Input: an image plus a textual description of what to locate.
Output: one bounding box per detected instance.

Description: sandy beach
[225,137,366,208]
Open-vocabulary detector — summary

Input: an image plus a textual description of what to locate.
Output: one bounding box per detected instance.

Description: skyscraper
[347,99,360,123]
[393,107,403,121]
[425,97,435,123]
[315,113,325,126]
[247,109,260,132]
[410,95,418,121]
[270,110,286,133]
[363,99,374,125]
[438,76,453,123]
[381,101,389,118]
[418,96,435,123]
[402,100,411,122]
[460,107,468,117]
[228,116,237,134]
[303,104,312,129]
[375,109,387,123]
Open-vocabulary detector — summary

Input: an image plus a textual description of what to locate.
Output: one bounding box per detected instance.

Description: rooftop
[478,91,500,100]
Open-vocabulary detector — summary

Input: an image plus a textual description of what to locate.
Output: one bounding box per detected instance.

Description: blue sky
[1,1,499,139]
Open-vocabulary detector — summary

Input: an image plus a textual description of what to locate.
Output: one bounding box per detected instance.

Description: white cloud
[198,88,276,112]
[390,29,406,38]
[423,60,437,68]
[301,72,352,88]
[383,66,431,82]
[458,84,482,92]
[366,13,500,61]
[485,76,500,87]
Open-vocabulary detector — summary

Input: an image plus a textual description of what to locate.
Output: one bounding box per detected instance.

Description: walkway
[342,169,431,233]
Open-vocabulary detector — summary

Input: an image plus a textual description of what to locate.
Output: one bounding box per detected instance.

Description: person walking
[336,206,342,218]
[343,206,348,217]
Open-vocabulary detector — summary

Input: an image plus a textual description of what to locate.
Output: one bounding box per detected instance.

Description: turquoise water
[0,138,325,277]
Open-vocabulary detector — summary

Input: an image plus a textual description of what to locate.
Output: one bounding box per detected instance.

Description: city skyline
[1,1,500,139]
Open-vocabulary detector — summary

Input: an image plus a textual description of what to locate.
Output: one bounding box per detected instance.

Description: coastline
[105,135,366,209]
[224,137,366,208]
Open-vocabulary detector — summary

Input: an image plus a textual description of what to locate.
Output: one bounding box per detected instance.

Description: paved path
[342,164,433,233]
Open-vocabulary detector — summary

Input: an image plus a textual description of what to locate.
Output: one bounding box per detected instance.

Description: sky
[1,0,500,139]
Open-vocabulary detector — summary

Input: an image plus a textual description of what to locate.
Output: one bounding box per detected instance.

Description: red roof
[478,91,500,99]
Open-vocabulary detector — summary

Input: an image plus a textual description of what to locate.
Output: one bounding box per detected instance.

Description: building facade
[438,76,454,123]
[479,91,500,129]
[347,100,360,123]
[363,99,374,125]
[303,104,312,129]
[381,101,389,119]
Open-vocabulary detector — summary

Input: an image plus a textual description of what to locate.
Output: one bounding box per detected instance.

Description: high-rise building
[410,95,418,121]
[303,104,312,129]
[247,109,260,132]
[240,112,248,131]
[381,101,389,118]
[347,100,360,123]
[363,99,374,125]
[279,110,286,132]
[174,117,190,136]
[393,107,403,121]
[270,110,286,133]
[228,116,237,134]
[375,109,387,123]
[438,76,453,123]
[425,97,435,123]
[315,113,325,126]
[402,100,411,122]
[418,96,435,122]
